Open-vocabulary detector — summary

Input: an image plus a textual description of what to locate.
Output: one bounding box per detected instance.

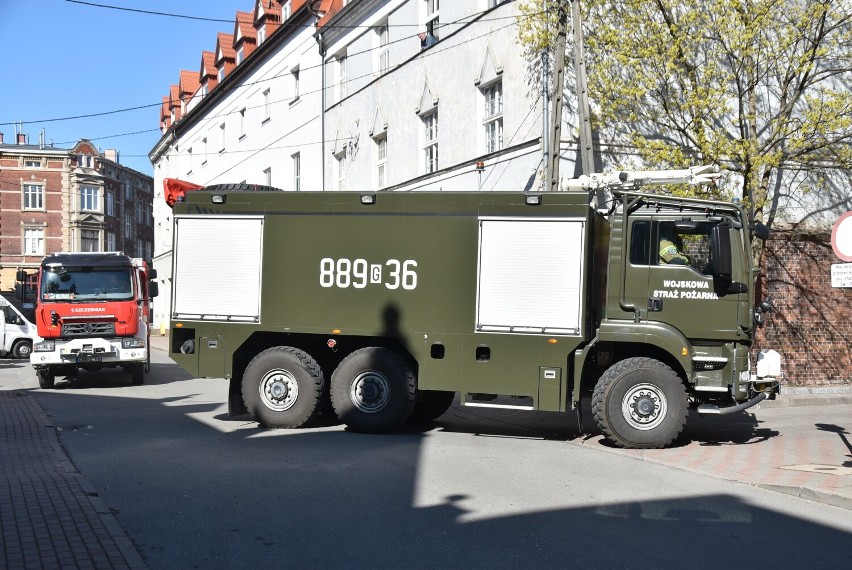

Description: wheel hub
[260,370,299,411]
[622,383,668,430]
[351,371,391,413]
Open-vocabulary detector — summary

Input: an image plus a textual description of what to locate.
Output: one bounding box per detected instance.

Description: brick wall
[755,232,852,387]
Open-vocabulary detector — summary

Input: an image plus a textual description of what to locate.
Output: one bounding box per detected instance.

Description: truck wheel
[331,347,416,433]
[130,363,145,386]
[409,390,455,422]
[37,368,55,390]
[242,347,323,428]
[12,340,32,359]
[592,357,687,449]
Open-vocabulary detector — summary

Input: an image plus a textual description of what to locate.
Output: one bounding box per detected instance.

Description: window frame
[423,111,439,174]
[79,185,99,212]
[23,183,44,210]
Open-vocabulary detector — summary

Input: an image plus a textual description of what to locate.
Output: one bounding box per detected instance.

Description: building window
[25,159,41,168]
[291,67,300,102]
[282,0,291,19]
[80,185,99,211]
[377,23,389,74]
[23,184,44,210]
[423,111,438,173]
[236,46,245,64]
[263,89,271,122]
[335,153,346,191]
[81,229,99,252]
[483,81,503,153]
[337,54,347,101]
[258,26,266,45]
[217,67,225,82]
[263,167,272,186]
[107,232,116,252]
[426,0,440,38]
[292,152,301,191]
[107,191,115,216]
[24,228,44,255]
[376,136,387,188]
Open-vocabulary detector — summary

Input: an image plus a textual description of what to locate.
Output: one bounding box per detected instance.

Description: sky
[0,0,255,174]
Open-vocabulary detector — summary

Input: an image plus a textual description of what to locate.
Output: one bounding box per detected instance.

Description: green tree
[519,0,852,261]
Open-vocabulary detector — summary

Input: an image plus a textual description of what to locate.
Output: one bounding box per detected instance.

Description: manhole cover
[779,464,852,476]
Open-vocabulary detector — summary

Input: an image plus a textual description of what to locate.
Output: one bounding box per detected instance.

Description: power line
[64,0,234,23]
[1,6,532,129]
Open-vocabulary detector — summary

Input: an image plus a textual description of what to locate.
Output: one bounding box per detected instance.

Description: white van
[0,297,35,359]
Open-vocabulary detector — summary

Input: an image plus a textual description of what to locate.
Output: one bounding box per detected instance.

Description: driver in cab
[659,224,690,265]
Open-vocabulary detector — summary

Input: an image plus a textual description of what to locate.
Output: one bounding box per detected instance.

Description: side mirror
[149,268,158,280]
[149,282,160,299]
[752,221,769,241]
[16,269,27,282]
[711,223,733,279]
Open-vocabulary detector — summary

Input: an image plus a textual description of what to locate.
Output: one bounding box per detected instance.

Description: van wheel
[12,340,32,359]
[592,357,687,449]
[331,347,416,433]
[37,368,55,390]
[242,347,324,428]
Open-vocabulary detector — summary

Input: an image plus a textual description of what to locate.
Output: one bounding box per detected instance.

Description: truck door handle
[648,298,663,312]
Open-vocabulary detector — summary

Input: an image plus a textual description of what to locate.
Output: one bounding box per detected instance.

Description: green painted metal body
[169,187,758,413]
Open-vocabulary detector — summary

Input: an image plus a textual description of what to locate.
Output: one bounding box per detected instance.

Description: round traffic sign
[832,212,852,262]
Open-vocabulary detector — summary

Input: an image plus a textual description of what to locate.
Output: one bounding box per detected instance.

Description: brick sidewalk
[1,391,146,570]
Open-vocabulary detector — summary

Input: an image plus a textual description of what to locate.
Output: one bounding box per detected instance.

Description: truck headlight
[34,340,55,352]
[122,338,146,349]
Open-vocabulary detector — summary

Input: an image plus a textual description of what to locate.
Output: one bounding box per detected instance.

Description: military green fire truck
[165,166,780,449]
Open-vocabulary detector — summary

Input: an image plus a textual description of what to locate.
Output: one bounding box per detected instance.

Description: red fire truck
[29,252,158,388]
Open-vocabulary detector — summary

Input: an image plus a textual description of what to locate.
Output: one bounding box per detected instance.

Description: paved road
[2,341,851,569]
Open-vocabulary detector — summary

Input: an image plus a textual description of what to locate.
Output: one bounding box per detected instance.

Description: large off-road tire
[242,347,324,428]
[130,363,145,386]
[409,390,455,422]
[330,347,416,433]
[37,368,55,390]
[12,340,32,359]
[592,357,687,449]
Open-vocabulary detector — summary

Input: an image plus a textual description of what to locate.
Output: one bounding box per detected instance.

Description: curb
[758,484,852,511]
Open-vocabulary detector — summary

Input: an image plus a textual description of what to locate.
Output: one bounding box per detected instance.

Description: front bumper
[30,336,147,366]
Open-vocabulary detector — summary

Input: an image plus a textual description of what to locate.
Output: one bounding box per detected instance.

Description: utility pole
[541,0,550,189]
[572,0,594,178]
[546,1,568,192]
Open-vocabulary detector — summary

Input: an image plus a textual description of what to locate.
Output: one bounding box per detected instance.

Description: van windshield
[41,267,134,302]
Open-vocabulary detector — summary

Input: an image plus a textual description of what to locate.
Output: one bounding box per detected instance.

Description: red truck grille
[61,322,116,336]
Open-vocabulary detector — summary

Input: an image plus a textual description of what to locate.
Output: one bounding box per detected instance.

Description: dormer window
[258,26,266,44]
[218,67,225,82]
[237,46,245,64]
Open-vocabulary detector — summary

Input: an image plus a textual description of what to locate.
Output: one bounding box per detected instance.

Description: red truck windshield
[41,267,134,302]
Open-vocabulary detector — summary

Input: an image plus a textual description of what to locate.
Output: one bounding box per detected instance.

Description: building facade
[150,0,562,331]
[0,132,155,292]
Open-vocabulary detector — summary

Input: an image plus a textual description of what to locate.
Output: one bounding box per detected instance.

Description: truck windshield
[41,267,134,302]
